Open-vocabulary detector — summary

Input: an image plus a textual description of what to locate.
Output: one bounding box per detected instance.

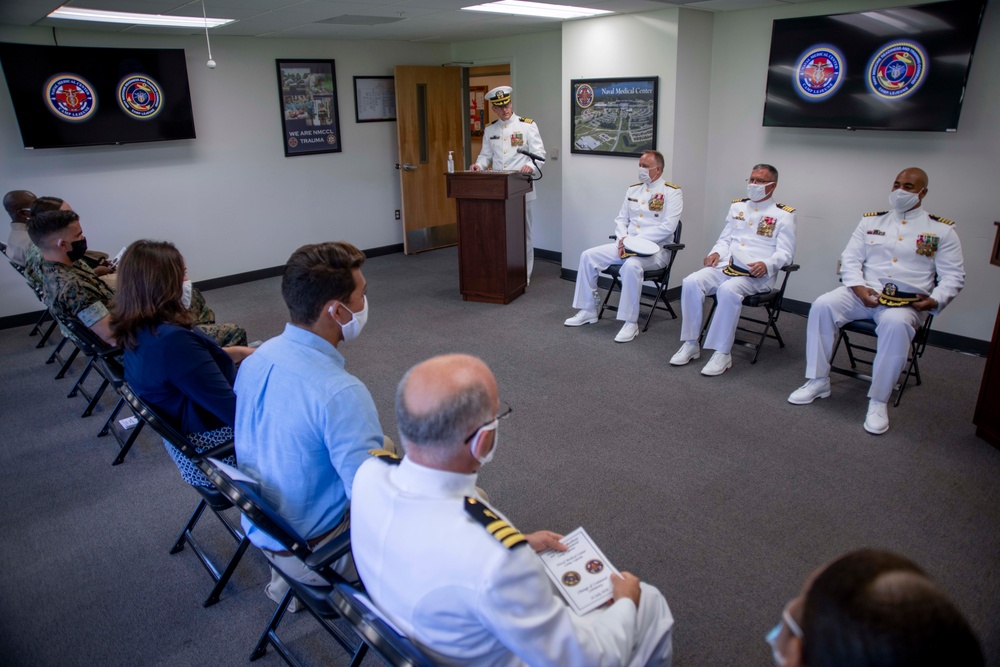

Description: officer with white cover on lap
[564,150,683,343]
[351,353,675,666]
[470,86,546,282]
[671,163,796,376]
[788,167,964,435]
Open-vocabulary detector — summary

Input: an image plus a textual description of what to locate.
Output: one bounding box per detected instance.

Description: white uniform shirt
[840,205,964,309]
[351,456,646,667]
[475,114,545,201]
[710,197,796,281]
[614,179,683,246]
[5,222,31,267]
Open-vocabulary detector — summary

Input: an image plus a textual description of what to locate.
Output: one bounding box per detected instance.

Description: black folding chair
[331,582,436,667]
[599,222,685,331]
[60,318,121,418]
[830,314,934,407]
[4,255,60,348]
[700,263,800,364]
[204,458,365,666]
[94,355,146,466]
[118,383,250,607]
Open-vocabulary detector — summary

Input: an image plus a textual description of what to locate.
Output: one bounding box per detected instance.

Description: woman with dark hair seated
[110,240,253,487]
[766,548,983,667]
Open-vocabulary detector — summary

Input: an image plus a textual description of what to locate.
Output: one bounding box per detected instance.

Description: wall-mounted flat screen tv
[762,0,986,132]
[0,43,196,149]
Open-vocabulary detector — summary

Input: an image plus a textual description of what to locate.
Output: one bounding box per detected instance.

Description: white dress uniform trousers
[680,197,796,352]
[352,456,675,667]
[573,179,683,323]
[803,206,964,402]
[475,114,545,280]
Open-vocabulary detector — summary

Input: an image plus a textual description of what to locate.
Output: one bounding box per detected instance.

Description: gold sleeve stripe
[502,534,528,548]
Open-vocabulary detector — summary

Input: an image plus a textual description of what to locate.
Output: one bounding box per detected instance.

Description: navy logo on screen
[867,42,927,100]
[575,84,594,109]
[794,46,844,100]
[118,75,163,119]
[44,75,97,122]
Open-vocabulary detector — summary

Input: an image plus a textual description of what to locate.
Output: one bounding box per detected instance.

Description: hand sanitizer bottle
[447,150,455,173]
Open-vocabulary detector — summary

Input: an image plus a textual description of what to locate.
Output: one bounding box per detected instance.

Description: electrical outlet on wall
[836,259,842,274]
[395,210,401,220]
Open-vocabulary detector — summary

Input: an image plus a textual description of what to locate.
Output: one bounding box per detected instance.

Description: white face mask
[638,167,653,185]
[330,295,369,342]
[469,420,499,464]
[889,188,921,213]
[747,182,770,202]
[180,279,193,310]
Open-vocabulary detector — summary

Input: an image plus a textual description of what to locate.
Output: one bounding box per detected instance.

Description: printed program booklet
[538,527,620,615]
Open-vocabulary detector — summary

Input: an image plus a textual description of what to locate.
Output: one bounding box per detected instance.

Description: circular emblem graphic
[118,75,163,119]
[794,45,844,101]
[575,84,594,109]
[867,41,927,99]
[44,75,97,122]
[585,559,604,574]
[325,134,337,145]
[287,136,299,148]
[562,571,581,587]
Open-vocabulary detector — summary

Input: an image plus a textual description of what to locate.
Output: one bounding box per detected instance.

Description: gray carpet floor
[1,247,997,666]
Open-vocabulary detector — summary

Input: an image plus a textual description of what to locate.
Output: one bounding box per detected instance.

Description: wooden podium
[446,171,533,304]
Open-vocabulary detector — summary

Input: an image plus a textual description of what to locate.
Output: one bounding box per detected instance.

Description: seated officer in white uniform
[670,163,796,376]
[788,167,964,435]
[351,353,675,667]
[470,86,546,282]
[564,150,683,343]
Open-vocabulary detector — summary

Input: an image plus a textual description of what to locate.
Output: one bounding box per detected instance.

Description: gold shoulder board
[663,181,680,189]
[732,198,749,204]
[777,203,796,213]
[368,448,401,465]
[929,214,955,226]
[464,497,528,550]
[863,211,889,217]
[630,182,642,188]
[521,117,534,124]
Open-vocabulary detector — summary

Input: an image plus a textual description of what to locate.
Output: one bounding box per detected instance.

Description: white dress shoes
[864,399,889,435]
[669,342,701,366]
[564,310,598,327]
[700,352,732,376]
[787,378,832,405]
[614,322,639,343]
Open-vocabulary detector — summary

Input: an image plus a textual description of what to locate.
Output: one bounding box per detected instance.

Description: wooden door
[395,66,463,253]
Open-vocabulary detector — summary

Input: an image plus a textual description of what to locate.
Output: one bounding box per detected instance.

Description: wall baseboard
[534,248,561,263]
[559,272,989,357]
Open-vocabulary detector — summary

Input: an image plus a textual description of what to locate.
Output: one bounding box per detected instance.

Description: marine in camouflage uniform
[37,257,247,348]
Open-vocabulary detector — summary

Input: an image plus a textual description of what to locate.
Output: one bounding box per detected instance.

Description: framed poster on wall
[276,59,342,156]
[570,77,658,157]
[470,85,487,137]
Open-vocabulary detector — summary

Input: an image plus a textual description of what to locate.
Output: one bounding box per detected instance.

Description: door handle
[400,163,418,171]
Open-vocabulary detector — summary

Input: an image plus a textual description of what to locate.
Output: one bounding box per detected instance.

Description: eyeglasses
[746,178,776,186]
[463,399,513,443]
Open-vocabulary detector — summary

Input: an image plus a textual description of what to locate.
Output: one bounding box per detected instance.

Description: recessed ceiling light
[462,1,611,20]
[47,6,235,29]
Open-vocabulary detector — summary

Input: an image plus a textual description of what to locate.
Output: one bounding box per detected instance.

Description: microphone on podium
[516,147,546,162]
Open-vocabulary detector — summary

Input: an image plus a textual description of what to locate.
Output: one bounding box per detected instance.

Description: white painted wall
[560,9,681,278]
[450,31,563,255]
[0,26,450,318]
[704,0,999,341]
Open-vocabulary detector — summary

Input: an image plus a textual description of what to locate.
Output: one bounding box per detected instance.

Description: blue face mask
[765,623,787,666]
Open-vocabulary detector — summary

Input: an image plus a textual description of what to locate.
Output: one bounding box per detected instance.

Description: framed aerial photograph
[276,59,342,157]
[354,75,396,122]
[570,77,658,157]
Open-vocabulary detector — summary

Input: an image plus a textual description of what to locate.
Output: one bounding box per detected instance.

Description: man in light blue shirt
[235,241,382,610]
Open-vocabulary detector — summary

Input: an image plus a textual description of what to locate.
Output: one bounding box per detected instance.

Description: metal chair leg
[111,420,144,466]
[68,357,95,398]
